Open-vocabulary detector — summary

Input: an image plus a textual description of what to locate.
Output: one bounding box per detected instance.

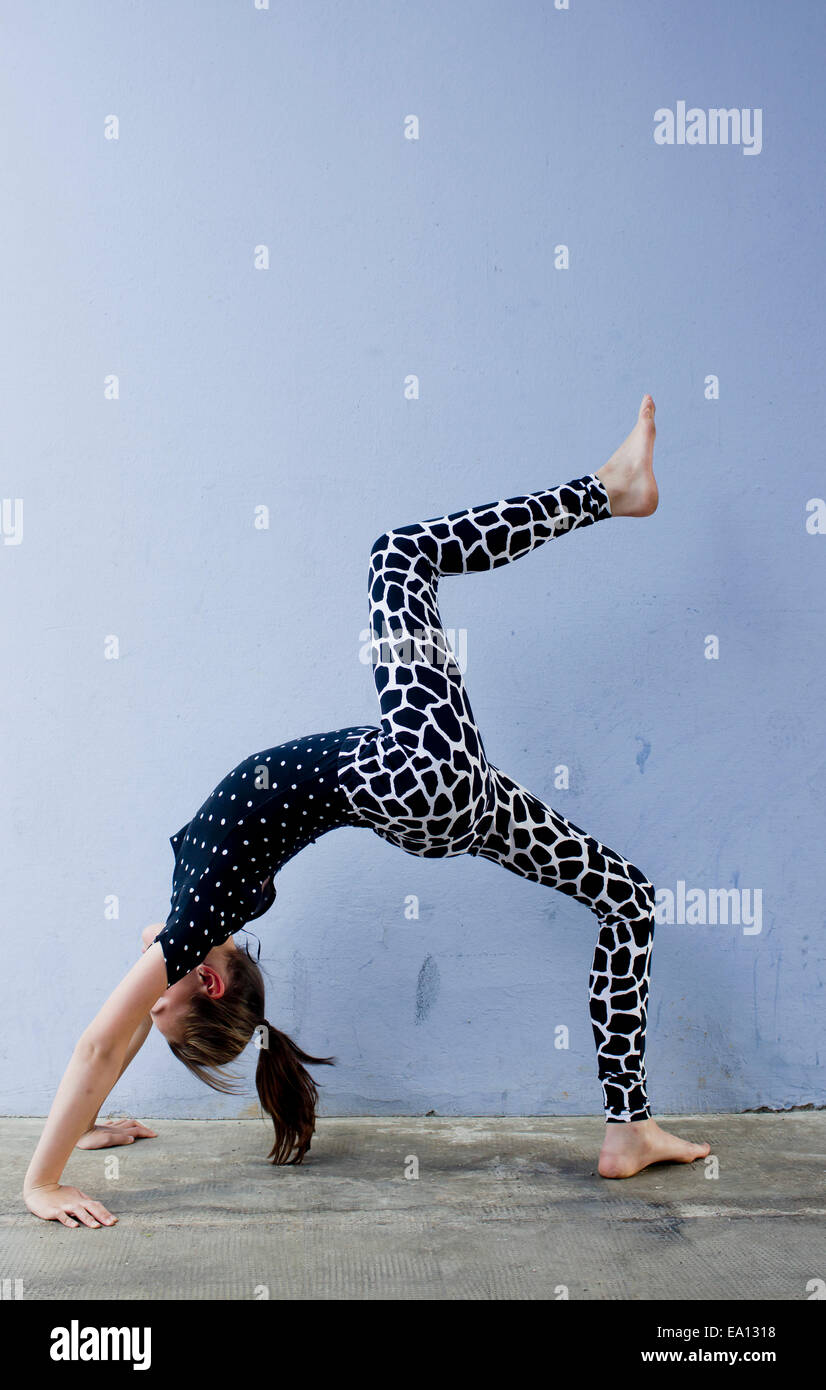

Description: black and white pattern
[156,472,655,1123]
[337,474,656,1122]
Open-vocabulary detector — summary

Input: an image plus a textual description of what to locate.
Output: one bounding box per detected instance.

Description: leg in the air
[340,471,616,856]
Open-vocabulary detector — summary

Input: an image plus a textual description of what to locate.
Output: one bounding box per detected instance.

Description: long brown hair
[168,942,335,1164]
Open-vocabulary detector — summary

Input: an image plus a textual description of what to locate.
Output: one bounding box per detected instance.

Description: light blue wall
[2,1,823,1120]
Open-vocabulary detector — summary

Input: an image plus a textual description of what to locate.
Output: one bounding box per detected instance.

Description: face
[149,960,229,1043]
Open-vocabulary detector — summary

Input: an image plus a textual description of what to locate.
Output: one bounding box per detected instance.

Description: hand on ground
[24,1183,117,1227]
[75,1117,157,1150]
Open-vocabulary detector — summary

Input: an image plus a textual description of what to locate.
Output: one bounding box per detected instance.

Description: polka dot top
[152,727,375,987]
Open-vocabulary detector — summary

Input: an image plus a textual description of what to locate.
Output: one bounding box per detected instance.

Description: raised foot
[598,1117,711,1179]
[597,394,659,517]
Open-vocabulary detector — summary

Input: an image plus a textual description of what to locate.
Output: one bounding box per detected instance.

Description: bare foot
[596,394,659,517]
[598,1117,711,1179]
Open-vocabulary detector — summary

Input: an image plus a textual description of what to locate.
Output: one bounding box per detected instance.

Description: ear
[197,965,227,999]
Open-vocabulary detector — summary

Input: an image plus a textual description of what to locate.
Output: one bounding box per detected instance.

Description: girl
[23,395,709,1229]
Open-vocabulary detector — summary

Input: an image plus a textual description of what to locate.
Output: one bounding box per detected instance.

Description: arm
[76,925,163,1139]
[88,1015,154,1123]
[23,942,168,1227]
[75,1017,156,1145]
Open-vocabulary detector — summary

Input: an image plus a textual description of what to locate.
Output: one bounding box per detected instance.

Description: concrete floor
[2,1113,823,1300]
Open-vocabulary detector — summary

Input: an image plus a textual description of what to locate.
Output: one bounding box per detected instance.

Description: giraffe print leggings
[337,472,656,1122]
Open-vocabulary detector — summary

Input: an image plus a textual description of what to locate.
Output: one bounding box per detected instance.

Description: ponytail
[168,942,335,1165]
[255,1020,335,1165]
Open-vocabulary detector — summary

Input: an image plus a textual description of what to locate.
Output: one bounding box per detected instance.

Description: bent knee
[627,865,656,915]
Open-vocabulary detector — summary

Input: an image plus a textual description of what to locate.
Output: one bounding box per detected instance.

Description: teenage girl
[23,396,710,1228]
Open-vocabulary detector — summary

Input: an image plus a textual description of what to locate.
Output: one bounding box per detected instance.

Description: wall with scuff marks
[3,1,824,1121]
